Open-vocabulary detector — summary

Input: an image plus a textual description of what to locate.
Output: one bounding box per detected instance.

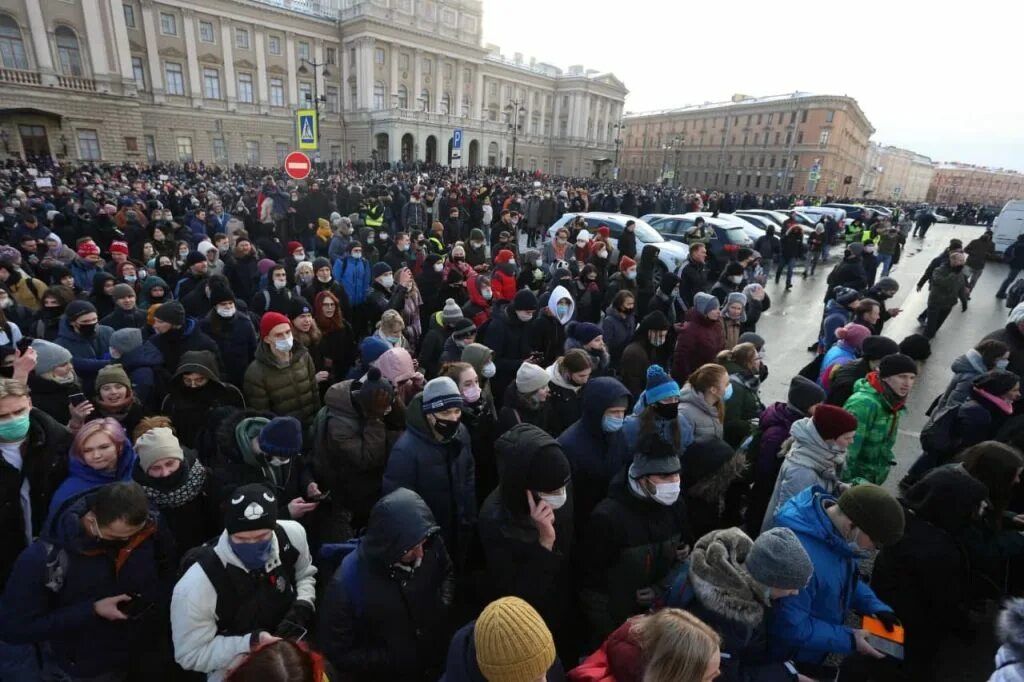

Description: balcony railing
[56,75,97,92]
[0,68,40,86]
[253,0,340,19]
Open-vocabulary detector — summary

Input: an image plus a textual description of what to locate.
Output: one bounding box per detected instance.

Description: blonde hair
[715,342,758,371]
[0,378,29,399]
[632,609,721,682]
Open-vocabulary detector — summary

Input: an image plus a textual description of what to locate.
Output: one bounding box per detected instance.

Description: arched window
[0,15,28,69]
[397,85,408,109]
[419,89,430,112]
[441,92,450,115]
[55,26,83,76]
[372,81,385,110]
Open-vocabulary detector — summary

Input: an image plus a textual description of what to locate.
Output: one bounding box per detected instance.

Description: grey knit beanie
[110,328,143,356]
[745,527,813,590]
[31,339,73,375]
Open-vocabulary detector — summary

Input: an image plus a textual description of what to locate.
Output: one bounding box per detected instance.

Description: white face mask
[380,274,394,288]
[216,305,235,318]
[482,362,496,378]
[516,311,534,322]
[538,489,567,510]
[273,278,287,289]
[625,270,637,281]
[651,480,680,506]
[433,262,444,273]
[317,273,332,283]
[274,335,294,352]
[293,253,305,262]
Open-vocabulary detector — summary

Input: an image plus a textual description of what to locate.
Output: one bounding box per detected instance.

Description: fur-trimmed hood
[996,598,1024,679]
[689,527,766,627]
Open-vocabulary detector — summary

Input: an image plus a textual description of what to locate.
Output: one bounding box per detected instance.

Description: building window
[399,53,409,70]
[299,81,312,105]
[144,134,156,162]
[445,62,452,79]
[774,132,780,144]
[198,20,214,43]
[159,12,176,36]
[268,35,281,55]
[0,16,28,70]
[818,130,829,147]
[276,142,288,164]
[348,80,356,108]
[269,78,284,107]
[74,129,100,160]
[122,4,136,28]
[423,59,431,75]
[767,112,773,125]
[297,41,310,61]
[131,57,145,89]
[504,85,511,99]
[326,85,338,112]
[235,28,249,49]
[212,137,227,163]
[373,81,385,110]
[55,26,83,76]
[397,85,408,109]
[203,68,220,99]
[237,73,253,103]
[488,82,496,96]
[826,110,835,123]
[374,48,385,65]
[123,136,138,152]
[797,131,804,144]
[801,110,808,123]
[419,89,430,111]
[461,95,470,117]
[325,47,336,65]
[441,93,450,114]
[164,62,184,95]
[245,140,259,165]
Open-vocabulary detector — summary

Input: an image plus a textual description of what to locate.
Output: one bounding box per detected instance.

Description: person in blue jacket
[334,240,371,308]
[0,481,175,681]
[769,484,905,672]
[54,300,112,395]
[48,418,138,524]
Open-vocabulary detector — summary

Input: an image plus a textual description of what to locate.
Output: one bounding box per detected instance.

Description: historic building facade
[927,163,1024,206]
[621,92,874,197]
[0,0,627,174]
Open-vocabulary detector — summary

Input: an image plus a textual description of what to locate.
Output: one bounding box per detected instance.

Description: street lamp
[297,57,330,159]
[505,99,526,171]
[612,122,624,179]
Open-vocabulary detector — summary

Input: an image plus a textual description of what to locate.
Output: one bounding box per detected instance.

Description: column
[221,21,236,105]
[578,94,590,141]
[25,0,54,72]
[182,10,201,99]
[538,90,547,138]
[389,43,399,104]
[473,69,483,119]
[340,40,351,111]
[81,0,111,77]
[139,3,163,98]
[552,92,562,140]
[254,28,268,107]
[285,33,298,107]
[413,49,423,111]
[107,0,134,82]
[454,59,465,118]
[314,41,325,106]
[360,38,374,110]
[434,57,444,114]
[565,94,576,138]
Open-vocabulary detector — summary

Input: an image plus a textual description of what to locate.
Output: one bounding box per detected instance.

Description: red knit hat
[596,225,611,239]
[77,241,100,258]
[495,249,516,264]
[287,241,304,255]
[259,312,291,340]
[812,404,858,441]
[109,240,129,256]
[619,255,637,273]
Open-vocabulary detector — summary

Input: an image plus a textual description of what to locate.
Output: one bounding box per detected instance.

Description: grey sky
[483,0,1024,172]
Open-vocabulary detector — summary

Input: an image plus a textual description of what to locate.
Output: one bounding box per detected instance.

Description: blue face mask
[229,538,272,571]
[723,382,734,401]
[556,304,570,318]
[602,415,625,433]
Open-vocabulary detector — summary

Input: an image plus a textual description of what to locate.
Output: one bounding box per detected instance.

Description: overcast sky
[482,0,1024,172]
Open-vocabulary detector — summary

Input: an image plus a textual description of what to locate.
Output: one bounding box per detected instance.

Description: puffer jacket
[672,308,725,384]
[382,394,476,563]
[678,385,724,443]
[199,310,260,389]
[600,305,636,366]
[761,418,847,532]
[769,486,891,664]
[546,359,584,438]
[161,350,245,448]
[568,619,643,682]
[818,341,858,390]
[579,469,691,642]
[320,489,454,682]
[825,358,871,408]
[936,349,989,412]
[840,373,905,486]
[242,342,321,427]
[47,440,138,523]
[54,317,114,392]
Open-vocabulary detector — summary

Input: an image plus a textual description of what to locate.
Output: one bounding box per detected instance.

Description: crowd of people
[0,159,1017,682]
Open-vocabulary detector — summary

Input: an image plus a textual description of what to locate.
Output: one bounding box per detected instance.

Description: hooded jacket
[145,316,222,377]
[530,285,576,368]
[138,275,170,309]
[755,405,808,485]
[161,350,246,448]
[568,618,643,682]
[984,323,1024,379]
[819,299,852,351]
[721,358,764,447]
[243,341,321,427]
[334,254,371,306]
[382,394,476,561]
[600,304,636,367]
[47,440,139,522]
[619,317,671,401]
[936,349,989,412]
[678,385,724,443]
[546,358,584,438]
[199,308,260,389]
[320,488,453,681]
[762,418,847,532]
[672,307,725,384]
[462,274,492,328]
[840,373,905,486]
[768,486,891,664]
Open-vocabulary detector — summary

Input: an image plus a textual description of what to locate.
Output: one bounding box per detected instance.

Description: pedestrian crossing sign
[296,109,318,150]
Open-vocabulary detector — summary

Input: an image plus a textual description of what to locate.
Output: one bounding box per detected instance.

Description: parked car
[823,203,869,221]
[677,211,765,242]
[546,212,689,283]
[645,213,753,276]
[735,209,789,228]
[639,213,673,225]
[798,205,848,227]
[993,200,1024,254]
[865,205,893,218]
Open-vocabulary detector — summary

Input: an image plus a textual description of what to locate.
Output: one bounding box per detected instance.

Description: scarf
[96,394,135,420]
[139,460,207,508]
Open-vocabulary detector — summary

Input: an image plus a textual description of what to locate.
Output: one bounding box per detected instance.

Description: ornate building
[927,163,1024,206]
[0,0,627,174]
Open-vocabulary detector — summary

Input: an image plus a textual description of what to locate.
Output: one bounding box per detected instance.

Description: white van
[993,200,1024,254]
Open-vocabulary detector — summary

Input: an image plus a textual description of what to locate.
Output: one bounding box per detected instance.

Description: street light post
[298,57,329,162]
[505,99,526,171]
[612,121,624,180]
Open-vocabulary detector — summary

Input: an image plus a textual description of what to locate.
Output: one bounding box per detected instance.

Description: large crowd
[0,159,1020,682]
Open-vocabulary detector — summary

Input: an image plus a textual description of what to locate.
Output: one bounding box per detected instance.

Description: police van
[993,200,1024,254]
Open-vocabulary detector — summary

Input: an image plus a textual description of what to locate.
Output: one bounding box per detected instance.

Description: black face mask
[432,416,460,440]
[654,401,679,421]
[76,322,97,338]
[41,307,61,319]
[0,366,13,378]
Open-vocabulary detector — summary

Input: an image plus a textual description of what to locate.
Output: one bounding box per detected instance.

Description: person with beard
[145,301,221,379]
[580,434,692,647]
[224,232,261,304]
[161,350,245,450]
[564,322,611,378]
[83,364,145,437]
[250,264,294,317]
[198,286,258,389]
[87,271,117,319]
[26,339,79,425]
[921,250,969,339]
[100,283,147,330]
[55,300,114,394]
[314,290,357,382]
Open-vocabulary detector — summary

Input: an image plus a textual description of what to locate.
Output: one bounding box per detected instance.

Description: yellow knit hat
[474,597,555,682]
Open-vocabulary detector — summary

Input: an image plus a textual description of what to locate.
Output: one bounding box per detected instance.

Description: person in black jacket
[320,487,454,682]
[145,301,222,380]
[250,264,294,317]
[824,243,868,302]
[304,257,353,323]
[365,262,408,331]
[545,349,592,438]
[479,290,539,408]
[100,283,147,330]
[160,350,246,450]
[826,335,899,407]
[497,361,552,438]
[916,238,962,293]
[198,285,258,389]
[677,242,711,308]
[617,219,638,261]
[998,234,1024,299]
[775,225,806,290]
[225,233,261,304]
[478,424,577,662]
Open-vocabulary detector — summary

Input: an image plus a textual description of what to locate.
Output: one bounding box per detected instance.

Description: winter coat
[320,489,453,682]
[984,323,1024,379]
[678,385,724,443]
[199,311,259,389]
[825,358,870,408]
[495,382,552,441]
[111,341,164,412]
[382,394,476,562]
[762,418,847,532]
[226,254,260,303]
[721,360,764,447]
[677,257,711,308]
[927,264,969,309]
[462,275,492,328]
[479,304,535,403]
[419,312,451,380]
[171,521,316,681]
[441,620,566,682]
[133,452,221,558]
[558,378,634,536]
[546,360,584,438]
[314,379,403,527]
[580,469,691,641]
[478,425,575,654]
[0,493,173,679]
[243,342,321,427]
[335,255,372,306]
[936,349,989,413]
[366,281,408,329]
[955,390,1012,450]
[672,308,725,384]
[145,317,222,378]
[818,341,858,389]
[161,350,246,448]
[601,306,636,366]
[568,619,643,682]
[819,299,852,351]
[609,407,696,482]
[825,257,867,297]
[54,317,114,392]
[0,409,70,589]
[47,438,137,518]
[965,236,995,270]
[753,402,805,482]
[100,305,148,331]
[769,486,891,664]
[840,373,905,486]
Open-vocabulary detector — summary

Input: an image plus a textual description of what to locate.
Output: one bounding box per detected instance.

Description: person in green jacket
[922,251,970,339]
[841,353,917,486]
[243,312,322,430]
[717,342,765,448]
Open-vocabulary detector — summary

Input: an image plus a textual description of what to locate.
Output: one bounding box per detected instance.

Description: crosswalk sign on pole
[452,127,462,168]
[296,109,318,151]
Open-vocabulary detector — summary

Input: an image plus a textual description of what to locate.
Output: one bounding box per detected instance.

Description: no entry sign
[284,151,311,180]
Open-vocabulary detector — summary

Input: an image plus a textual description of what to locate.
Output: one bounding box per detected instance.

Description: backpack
[317,541,364,618]
[1007,278,1024,309]
[919,403,961,461]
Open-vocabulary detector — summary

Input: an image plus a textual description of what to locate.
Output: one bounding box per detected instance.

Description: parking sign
[452,128,462,167]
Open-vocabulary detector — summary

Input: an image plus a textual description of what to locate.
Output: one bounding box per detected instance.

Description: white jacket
[170,521,317,681]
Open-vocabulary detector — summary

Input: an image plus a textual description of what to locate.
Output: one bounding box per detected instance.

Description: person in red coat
[491,249,519,303]
[672,292,725,384]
